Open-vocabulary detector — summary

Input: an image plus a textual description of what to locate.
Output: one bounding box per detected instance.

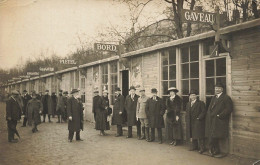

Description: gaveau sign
[181,9,216,24]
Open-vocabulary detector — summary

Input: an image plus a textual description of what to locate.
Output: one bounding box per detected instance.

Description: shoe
[43,120,45,123]
[115,134,122,137]
[198,149,205,154]
[76,139,83,141]
[49,121,52,123]
[56,121,60,123]
[8,139,18,143]
[21,125,26,127]
[173,141,177,146]
[138,136,142,140]
[209,149,214,157]
[32,128,36,133]
[68,139,72,142]
[141,136,145,140]
[126,135,132,138]
[147,139,154,142]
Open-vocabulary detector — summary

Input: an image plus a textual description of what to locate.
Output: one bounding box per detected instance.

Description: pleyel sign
[94,43,119,52]
[59,59,77,65]
[181,9,216,24]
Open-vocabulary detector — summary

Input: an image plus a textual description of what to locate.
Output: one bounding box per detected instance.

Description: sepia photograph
[0,0,260,164]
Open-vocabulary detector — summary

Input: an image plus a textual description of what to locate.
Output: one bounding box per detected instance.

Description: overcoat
[6,96,22,121]
[145,96,165,128]
[67,97,84,132]
[92,95,106,130]
[136,95,149,119]
[205,93,233,138]
[41,95,53,115]
[125,94,139,126]
[56,95,66,115]
[22,94,32,115]
[185,99,206,140]
[166,95,182,139]
[26,98,42,126]
[112,94,125,125]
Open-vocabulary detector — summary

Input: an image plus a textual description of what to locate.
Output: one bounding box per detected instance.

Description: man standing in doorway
[41,90,53,123]
[21,90,32,127]
[205,83,233,157]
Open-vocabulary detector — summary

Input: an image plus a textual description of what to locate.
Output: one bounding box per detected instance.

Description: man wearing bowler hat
[125,86,140,138]
[21,89,32,127]
[67,89,84,142]
[205,83,233,157]
[145,88,165,144]
[6,90,22,143]
[112,87,125,137]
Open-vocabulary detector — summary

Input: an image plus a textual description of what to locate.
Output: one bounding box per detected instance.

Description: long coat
[136,95,149,119]
[26,98,42,126]
[56,95,66,115]
[22,94,32,115]
[125,94,139,126]
[92,95,106,130]
[145,96,165,128]
[41,95,53,115]
[166,95,182,139]
[185,99,206,140]
[112,94,125,125]
[205,93,233,138]
[6,96,22,121]
[67,97,84,132]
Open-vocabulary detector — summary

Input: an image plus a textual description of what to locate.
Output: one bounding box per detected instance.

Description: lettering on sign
[59,59,77,65]
[94,43,119,52]
[181,9,216,24]
[19,75,30,79]
[27,72,39,76]
[39,67,54,72]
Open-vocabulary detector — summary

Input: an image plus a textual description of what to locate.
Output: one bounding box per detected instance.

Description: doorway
[121,70,129,97]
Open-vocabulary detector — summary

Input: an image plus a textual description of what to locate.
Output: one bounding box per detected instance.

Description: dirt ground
[0,102,257,165]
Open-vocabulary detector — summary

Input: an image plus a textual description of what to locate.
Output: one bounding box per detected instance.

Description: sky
[0,0,166,69]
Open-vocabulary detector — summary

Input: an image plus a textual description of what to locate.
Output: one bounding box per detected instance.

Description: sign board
[27,72,39,76]
[39,67,54,72]
[19,75,30,79]
[12,77,21,81]
[181,9,216,24]
[94,43,119,52]
[59,59,77,65]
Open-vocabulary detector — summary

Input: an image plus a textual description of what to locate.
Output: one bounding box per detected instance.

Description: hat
[189,89,198,95]
[23,89,27,93]
[215,82,224,88]
[71,89,80,94]
[94,89,99,93]
[11,90,19,95]
[168,87,179,93]
[115,87,121,92]
[31,90,37,96]
[45,90,49,92]
[103,90,108,93]
[139,87,145,92]
[63,91,68,94]
[151,88,158,93]
[59,89,63,93]
[129,86,136,91]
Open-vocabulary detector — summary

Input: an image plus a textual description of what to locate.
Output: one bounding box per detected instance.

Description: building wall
[85,66,94,122]
[230,27,260,159]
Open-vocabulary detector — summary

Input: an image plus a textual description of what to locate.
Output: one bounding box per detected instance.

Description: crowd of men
[5,82,233,158]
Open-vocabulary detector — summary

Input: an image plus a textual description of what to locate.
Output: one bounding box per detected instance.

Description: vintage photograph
[0,0,260,164]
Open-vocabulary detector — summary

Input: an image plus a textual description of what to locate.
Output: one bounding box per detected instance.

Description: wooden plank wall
[230,26,260,159]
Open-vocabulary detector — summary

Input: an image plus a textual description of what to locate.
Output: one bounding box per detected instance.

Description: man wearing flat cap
[185,89,206,154]
[125,86,140,138]
[145,88,165,144]
[205,83,233,157]
[6,90,22,143]
[41,90,53,123]
[67,89,84,142]
[21,89,32,127]
[112,87,125,137]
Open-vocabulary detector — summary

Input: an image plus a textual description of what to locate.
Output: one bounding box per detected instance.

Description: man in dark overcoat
[6,90,22,143]
[41,90,53,123]
[145,88,165,144]
[185,89,206,154]
[56,90,66,123]
[112,87,125,137]
[205,83,233,157]
[67,89,84,142]
[21,89,32,127]
[92,89,107,136]
[51,92,57,118]
[63,91,69,122]
[125,86,140,138]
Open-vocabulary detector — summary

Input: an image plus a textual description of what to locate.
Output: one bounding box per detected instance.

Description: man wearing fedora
[145,88,165,144]
[166,87,182,146]
[136,87,149,140]
[112,87,125,137]
[205,83,233,157]
[21,89,32,127]
[67,89,84,142]
[185,89,206,154]
[6,90,22,143]
[41,90,53,123]
[125,86,140,138]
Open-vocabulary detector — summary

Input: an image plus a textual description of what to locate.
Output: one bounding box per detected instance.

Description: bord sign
[181,9,216,24]
[94,43,119,52]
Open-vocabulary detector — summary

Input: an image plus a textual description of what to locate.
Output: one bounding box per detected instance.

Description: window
[75,71,79,89]
[81,77,85,103]
[161,48,176,101]
[205,57,226,109]
[181,44,199,110]
[101,63,108,91]
[110,61,118,105]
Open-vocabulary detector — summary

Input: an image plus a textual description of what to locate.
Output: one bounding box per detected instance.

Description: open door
[121,70,129,97]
